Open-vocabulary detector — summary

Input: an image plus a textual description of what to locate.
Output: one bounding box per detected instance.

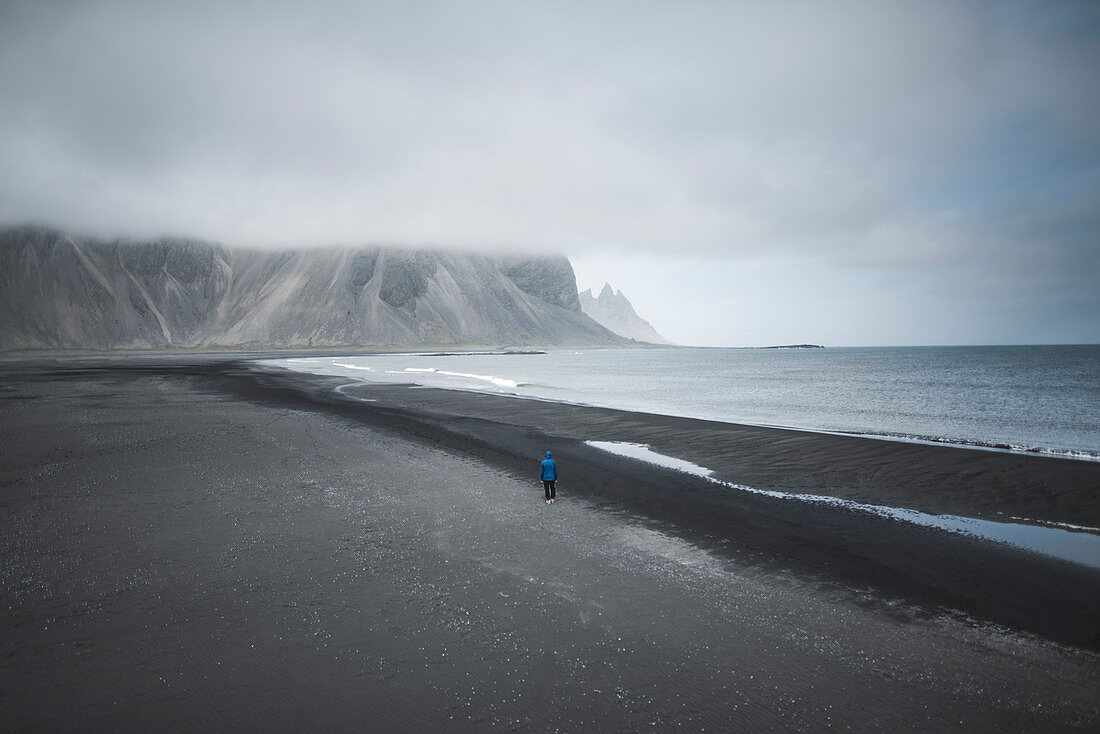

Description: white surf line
[1006,516,1100,533]
[398,367,522,389]
[818,429,1100,463]
[332,362,373,371]
[334,382,376,402]
[586,441,1100,570]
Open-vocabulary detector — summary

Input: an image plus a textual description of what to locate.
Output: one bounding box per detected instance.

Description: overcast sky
[1,0,1097,346]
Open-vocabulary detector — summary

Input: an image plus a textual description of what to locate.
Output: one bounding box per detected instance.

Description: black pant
[543,480,556,500]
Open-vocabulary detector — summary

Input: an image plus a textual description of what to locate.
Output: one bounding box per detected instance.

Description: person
[540,450,558,504]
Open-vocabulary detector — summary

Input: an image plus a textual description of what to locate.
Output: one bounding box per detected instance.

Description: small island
[764,344,825,349]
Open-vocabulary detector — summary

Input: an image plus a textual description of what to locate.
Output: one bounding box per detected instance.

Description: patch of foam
[586,441,714,479]
[585,440,1100,570]
[441,370,518,388]
[399,367,519,389]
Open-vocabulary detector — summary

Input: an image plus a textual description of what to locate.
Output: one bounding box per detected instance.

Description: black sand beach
[2,356,1098,732]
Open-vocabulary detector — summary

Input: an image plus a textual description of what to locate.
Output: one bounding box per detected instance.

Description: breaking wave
[399,367,526,389]
[332,362,373,371]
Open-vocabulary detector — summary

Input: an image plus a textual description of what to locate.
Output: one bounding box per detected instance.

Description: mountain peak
[578,283,670,345]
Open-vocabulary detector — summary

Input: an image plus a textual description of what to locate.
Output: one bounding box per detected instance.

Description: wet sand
[1,356,1098,732]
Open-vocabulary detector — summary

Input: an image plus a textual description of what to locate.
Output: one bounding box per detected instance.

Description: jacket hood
[545,451,552,459]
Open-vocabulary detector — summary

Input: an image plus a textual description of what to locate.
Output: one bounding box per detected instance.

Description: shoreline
[320,369,1100,464]
[264,347,1100,464]
[324,375,1100,531]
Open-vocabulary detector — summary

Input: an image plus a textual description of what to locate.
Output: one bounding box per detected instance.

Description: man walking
[540,450,558,504]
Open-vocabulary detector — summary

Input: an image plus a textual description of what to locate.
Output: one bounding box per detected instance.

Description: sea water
[268,345,1099,460]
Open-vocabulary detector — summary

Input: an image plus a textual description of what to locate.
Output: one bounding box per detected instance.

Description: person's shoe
[545,499,551,504]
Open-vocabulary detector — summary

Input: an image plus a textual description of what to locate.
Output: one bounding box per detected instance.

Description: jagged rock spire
[578,282,670,344]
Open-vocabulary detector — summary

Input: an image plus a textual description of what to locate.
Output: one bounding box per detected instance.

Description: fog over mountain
[579,283,670,345]
[0,228,624,352]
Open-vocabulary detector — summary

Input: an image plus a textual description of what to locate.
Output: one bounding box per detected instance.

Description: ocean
[268,344,1100,461]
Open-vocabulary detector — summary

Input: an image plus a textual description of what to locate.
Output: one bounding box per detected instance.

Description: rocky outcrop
[495,256,583,312]
[579,283,670,345]
[0,227,625,351]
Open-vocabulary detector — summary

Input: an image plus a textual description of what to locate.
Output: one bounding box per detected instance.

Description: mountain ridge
[0,226,625,352]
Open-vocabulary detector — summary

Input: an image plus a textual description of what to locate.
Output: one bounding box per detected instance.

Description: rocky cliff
[579,283,670,344]
[0,227,625,351]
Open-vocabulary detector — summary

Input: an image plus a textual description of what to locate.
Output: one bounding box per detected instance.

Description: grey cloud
[0,0,1096,312]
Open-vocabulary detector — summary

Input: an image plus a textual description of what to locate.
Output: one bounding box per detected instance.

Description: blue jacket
[540,451,558,481]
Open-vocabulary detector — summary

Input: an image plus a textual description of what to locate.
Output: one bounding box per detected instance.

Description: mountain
[578,283,671,344]
[0,227,626,352]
